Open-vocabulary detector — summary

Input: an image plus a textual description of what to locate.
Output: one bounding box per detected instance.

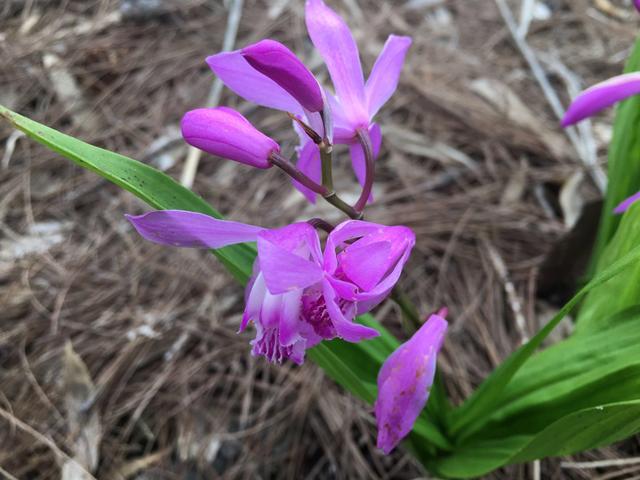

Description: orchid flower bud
[181,107,279,168]
[375,312,448,454]
[241,39,324,113]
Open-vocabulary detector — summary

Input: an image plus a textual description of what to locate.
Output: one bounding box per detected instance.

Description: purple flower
[635,0,640,13]
[614,191,640,214]
[374,312,448,454]
[204,1,411,202]
[125,210,416,364]
[181,107,279,168]
[305,0,411,141]
[561,72,640,127]
[241,39,324,113]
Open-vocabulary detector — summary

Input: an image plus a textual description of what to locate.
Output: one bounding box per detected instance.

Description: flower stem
[354,128,375,213]
[320,140,334,191]
[391,286,422,332]
[269,152,362,220]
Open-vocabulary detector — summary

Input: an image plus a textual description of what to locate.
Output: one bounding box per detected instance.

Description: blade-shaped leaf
[432,401,640,479]
[588,36,640,275]
[450,239,640,437]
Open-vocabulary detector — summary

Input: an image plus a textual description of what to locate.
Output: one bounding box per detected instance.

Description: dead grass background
[1,0,640,478]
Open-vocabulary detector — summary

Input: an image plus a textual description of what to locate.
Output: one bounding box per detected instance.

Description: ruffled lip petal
[126,210,264,249]
[561,72,640,127]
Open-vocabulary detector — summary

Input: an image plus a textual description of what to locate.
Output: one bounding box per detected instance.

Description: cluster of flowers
[126,0,447,454]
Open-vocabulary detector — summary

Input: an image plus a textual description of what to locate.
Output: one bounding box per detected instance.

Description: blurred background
[0,0,639,478]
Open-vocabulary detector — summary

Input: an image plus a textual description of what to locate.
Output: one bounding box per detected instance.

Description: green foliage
[4,93,640,478]
[588,36,640,275]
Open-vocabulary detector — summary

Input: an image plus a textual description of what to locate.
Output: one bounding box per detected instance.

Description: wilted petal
[322,279,379,342]
[242,39,324,112]
[305,0,368,128]
[181,107,279,168]
[207,51,303,114]
[614,190,640,214]
[126,210,264,248]
[375,313,448,454]
[561,72,640,127]
[292,141,322,203]
[257,223,324,294]
[348,123,382,199]
[366,35,412,118]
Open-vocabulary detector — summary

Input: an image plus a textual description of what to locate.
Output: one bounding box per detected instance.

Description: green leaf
[588,35,640,275]
[450,239,640,438]
[432,401,640,479]
[577,202,640,333]
[0,105,451,452]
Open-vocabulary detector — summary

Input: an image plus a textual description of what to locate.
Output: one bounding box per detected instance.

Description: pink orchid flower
[561,73,640,214]
[197,0,411,203]
[375,311,448,454]
[126,210,416,364]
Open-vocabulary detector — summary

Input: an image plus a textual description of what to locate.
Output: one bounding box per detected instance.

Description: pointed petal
[305,0,368,127]
[562,72,640,127]
[126,210,264,248]
[614,190,640,214]
[348,122,381,202]
[292,141,322,204]
[257,223,323,294]
[206,51,303,115]
[366,35,412,118]
[375,314,447,454]
[322,279,379,342]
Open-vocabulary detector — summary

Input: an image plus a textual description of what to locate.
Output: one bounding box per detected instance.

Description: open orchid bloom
[561,72,640,127]
[375,312,448,454]
[181,107,280,168]
[126,210,416,364]
[203,0,411,202]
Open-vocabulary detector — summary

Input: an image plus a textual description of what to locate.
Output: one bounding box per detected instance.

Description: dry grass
[1,0,639,478]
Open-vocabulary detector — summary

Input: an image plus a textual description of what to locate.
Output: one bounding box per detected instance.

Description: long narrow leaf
[450,240,640,437]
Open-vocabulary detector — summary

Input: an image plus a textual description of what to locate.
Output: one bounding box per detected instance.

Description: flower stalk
[269,151,362,219]
[354,127,375,213]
